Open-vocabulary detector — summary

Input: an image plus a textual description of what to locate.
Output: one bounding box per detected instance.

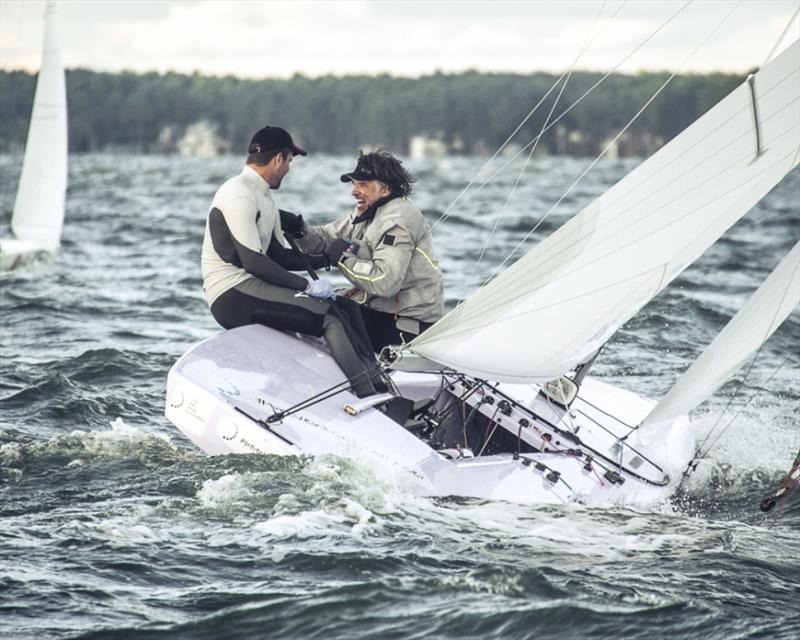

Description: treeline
[0,68,746,156]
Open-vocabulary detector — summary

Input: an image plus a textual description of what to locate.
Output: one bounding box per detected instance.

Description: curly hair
[358,147,415,196]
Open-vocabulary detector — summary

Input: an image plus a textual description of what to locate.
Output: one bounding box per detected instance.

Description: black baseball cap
[248,126,307,157]
[340,155,378,182]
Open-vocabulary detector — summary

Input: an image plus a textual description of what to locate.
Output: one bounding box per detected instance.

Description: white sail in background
[403,40,800,383]
[639,242,800,433]
[11,0,67,249]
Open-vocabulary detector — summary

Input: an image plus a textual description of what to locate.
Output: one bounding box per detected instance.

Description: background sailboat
[0,0,67,272]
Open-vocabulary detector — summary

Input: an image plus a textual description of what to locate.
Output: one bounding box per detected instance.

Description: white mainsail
[639,241,800,434]
[10,0,68,250]
[403,40,800,383]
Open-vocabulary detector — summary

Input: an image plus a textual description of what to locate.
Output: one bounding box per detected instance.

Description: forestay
[638,241,800,434]
[11,1,67,249]
[402,40,800,383]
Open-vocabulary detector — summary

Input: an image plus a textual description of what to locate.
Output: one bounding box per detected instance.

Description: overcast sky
[1,1,798,79]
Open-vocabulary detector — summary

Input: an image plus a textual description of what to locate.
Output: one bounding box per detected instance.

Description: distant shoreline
[0,67,746,158]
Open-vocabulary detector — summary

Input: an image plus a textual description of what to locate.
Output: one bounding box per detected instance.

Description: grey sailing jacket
[297,197,444,324]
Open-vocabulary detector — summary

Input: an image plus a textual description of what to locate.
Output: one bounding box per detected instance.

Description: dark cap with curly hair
[340,148,414,196]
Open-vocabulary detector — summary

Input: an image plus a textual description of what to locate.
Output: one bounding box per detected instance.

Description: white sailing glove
[304,279,337,300]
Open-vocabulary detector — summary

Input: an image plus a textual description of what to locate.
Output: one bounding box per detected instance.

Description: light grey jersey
[201,166,306,306]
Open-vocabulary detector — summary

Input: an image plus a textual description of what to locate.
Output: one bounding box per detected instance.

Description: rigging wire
[262,363,390,423]
[429,0,692,237]
[481,0,744,288]
[682,352,793,481]
[415,112,798,328]
[409,144,798,346]
[476,406,502,456]
[460,0,622,302]
[690,263,799,462]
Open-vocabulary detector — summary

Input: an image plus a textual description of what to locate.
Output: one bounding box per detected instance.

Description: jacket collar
[241,165,270,195]
[352,192,402,225]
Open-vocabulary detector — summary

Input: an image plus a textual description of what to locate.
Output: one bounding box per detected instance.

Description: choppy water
[1,152,798,640]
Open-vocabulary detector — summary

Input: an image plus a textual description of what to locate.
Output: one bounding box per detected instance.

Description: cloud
[1,0,798,78]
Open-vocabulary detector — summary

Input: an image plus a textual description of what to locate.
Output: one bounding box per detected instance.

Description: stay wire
[412,137,798,342]
[477,406,502,457]
[695,351,795,461]
[482,0,743,288]
[461,0,618,302]
[690,255,799,462]
[683,353,793,480]
[429,0,690,237]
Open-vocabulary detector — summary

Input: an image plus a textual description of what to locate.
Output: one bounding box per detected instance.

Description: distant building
[409,134,448,159]
[177,121,230,157]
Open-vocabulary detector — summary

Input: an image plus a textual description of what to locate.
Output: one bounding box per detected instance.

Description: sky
[0,0,798,79]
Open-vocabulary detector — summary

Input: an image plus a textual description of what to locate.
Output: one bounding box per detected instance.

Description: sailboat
[0,1,68,272]
[164,18,799,506]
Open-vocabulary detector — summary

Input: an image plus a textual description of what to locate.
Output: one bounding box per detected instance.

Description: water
[1,153,798,640]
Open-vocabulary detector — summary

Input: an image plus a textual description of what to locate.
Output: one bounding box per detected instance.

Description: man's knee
[252,303,326,336]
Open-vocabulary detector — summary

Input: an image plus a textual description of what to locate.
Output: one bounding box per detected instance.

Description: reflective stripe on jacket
[297,198,444,323]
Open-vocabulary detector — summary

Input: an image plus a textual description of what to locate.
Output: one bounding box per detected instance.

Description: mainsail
[639,241,799,433]
[11,0,68,249]
[402,40,800,383]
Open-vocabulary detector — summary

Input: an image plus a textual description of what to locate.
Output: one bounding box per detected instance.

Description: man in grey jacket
[284,148,444,352]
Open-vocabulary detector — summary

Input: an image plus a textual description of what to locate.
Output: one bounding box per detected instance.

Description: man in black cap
[200,126,385,398]
[283,148,444,352]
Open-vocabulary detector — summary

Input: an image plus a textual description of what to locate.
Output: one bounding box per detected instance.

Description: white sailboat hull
[165,325,694,506]
[0,237,56,272]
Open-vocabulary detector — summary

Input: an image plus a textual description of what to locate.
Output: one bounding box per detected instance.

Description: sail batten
[401,39,800,383]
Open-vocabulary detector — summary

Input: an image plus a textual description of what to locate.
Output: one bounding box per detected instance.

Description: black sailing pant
[210,278,383,398]
[359,306,434,353]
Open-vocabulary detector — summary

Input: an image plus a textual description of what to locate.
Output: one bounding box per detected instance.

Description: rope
[477,406,502,456]
[264,363,388,423]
